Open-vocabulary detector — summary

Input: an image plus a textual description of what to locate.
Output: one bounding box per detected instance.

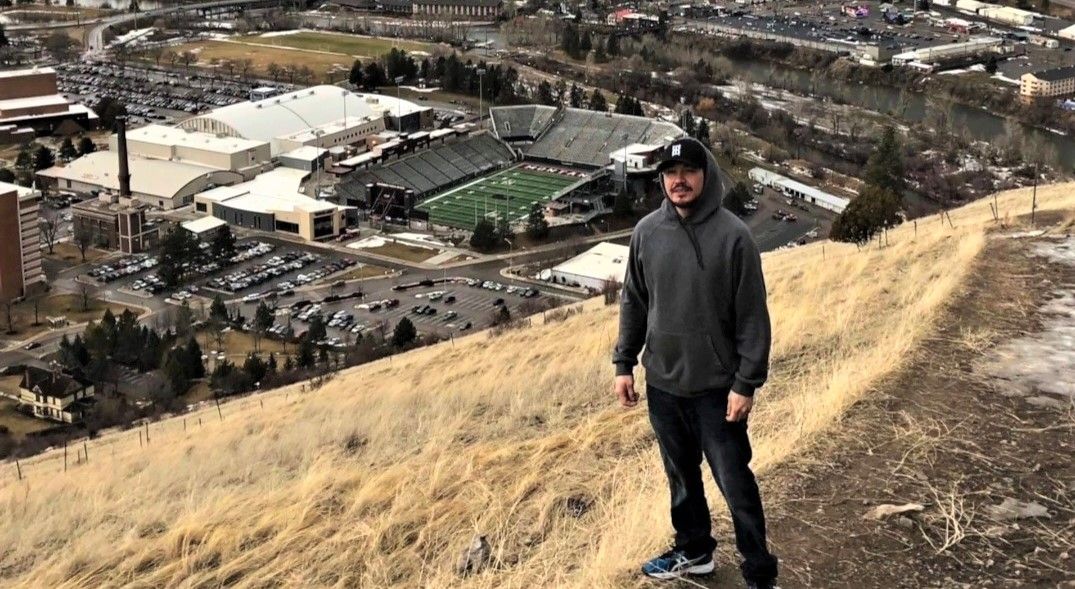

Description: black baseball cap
[656,138,707,173]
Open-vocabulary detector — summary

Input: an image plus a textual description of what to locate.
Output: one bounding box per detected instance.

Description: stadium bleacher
[338,133,516,203]
[491,106,683,169]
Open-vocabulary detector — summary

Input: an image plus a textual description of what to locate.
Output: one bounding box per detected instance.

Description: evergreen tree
[209,294,229,323]
[536,80,556,106]
[863,126,905,194]
[694,118,711,147]
[0,23,7,47]
[830,185,902,244]
[680,110,696,136]
[210,225,236,260]
[722,181,751,216]
[363,61,387,90]
[560,22,579,58]
[391,317,417,348]
[59,137,77,161]
[470,218,498,251]
[162,348,190,396]
[606,34,619,56]
[242,353,268,385]
[579,32,592,53]
[283,355,295,372]
[139,329,162,371]
[77,136,96,155]
[174,303,194,341]
[296,338,316,368]
[15,145,31,170]
[348,59,364,87]
[588,88,608,112]
[569,83,585,108]
[266,352,278,374]
[525,202,549,240]
[184,337,205,379]
[0,168,13,183]
[307,314,327,343]
[254,301,274,333]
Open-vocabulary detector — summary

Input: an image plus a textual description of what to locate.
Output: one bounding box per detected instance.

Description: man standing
[612,137,779,588]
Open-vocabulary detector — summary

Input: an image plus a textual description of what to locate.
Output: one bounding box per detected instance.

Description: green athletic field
[416,166,579,231]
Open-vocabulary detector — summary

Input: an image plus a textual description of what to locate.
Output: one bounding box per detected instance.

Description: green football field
[416,166,579,231]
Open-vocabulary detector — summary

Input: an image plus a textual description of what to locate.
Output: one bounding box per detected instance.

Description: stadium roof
[181,85,380,144]
[196,169,342,215]
[125,124,269,155]
[38,152,228,199]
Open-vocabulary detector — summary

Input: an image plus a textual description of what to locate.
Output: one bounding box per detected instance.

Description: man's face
[661,163,705,209]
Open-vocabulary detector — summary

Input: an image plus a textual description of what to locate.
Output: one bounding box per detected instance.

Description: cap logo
[671,144,681,157]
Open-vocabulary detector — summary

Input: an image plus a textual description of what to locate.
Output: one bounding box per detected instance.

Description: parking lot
[239,277,553,347]
[86,237,367,305]
[54,63,297,127]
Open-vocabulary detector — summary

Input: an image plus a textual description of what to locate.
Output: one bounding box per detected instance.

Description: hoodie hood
[659,136,725,226]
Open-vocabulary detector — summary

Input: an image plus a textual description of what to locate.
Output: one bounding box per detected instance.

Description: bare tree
[73,225,92,262]
[40,218,59,254]
[79,283,91,312]
[2,299,14,334]
[237,58,253,80]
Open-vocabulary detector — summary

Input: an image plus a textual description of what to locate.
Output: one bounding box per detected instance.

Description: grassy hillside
[2,184,1074,588]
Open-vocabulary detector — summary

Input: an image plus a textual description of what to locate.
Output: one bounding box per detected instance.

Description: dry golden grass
[1,183,1073,588]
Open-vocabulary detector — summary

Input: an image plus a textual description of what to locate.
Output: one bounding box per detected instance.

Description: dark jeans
[646,382,779,583]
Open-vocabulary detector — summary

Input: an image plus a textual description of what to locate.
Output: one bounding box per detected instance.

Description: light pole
[477,67,486,129]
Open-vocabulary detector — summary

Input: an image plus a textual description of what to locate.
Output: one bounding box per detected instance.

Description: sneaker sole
[643,561,716,580]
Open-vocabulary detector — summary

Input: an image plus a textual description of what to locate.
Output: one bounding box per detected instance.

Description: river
[724,57,1075,172]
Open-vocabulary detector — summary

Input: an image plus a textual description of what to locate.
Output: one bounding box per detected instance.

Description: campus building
[179,86,431,156]
[0,67,98,142]
[18,366,95,424]
[114,124,273,180]
[1020,66,1075,99]
[0,182,46,301]
[193,168,353,241]
[748,167,849,214]
[548,242,629,291]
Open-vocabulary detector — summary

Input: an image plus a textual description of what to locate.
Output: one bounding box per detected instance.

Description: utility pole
[477,67,486,130]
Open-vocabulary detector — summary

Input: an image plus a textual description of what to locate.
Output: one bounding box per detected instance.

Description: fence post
[83,441,89,464]
[139,430,143,448]
[144,422,150,445]
[64,442,68,473]
[15,459,22,481]
[216,399,223,422]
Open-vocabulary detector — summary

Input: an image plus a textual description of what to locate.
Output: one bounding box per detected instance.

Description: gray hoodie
[612,137,771,397]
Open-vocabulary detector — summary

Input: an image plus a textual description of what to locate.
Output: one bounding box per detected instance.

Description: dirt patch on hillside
[752,222,1075,588]
[653,219,1075,589]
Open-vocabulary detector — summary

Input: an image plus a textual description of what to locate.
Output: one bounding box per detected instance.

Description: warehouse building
[0,182,45,301]
[113,124,272,180]
[891,36,1005,67]
[547,242,629,292]
[748,168,849,214]
[37,151,243,210]
[193,168,353,241]
[1020,66,1075,99]
[179,86,431,156]
[0,67,98,142]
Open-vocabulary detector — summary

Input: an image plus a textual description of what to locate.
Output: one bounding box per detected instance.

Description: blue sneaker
[641,548,715,580]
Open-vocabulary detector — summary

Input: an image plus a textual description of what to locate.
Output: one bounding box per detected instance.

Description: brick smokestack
[115,115,131,198]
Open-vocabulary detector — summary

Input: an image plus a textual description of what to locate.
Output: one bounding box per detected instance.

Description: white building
[37,151,243,209]
[193,168,352,241]
[748,167,849,214]
[891,36,1004,66]
[1059,24,1075,41]
[549,242,630,291]
[114,124,272,180]
[178,86,431,156]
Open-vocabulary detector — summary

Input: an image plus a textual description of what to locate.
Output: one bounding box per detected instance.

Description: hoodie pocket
[643,330,733,392]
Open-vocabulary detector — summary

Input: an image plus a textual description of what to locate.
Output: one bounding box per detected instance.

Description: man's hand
[726,391,753,422]
[614,375,639,408]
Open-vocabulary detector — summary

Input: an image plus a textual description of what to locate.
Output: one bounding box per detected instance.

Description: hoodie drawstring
[679,219,705,269]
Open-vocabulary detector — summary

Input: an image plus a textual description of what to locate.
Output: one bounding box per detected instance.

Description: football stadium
[415,164,587,230]
[336,104,683,232]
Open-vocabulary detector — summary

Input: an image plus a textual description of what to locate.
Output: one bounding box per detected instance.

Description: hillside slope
[2,184,1074,588]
